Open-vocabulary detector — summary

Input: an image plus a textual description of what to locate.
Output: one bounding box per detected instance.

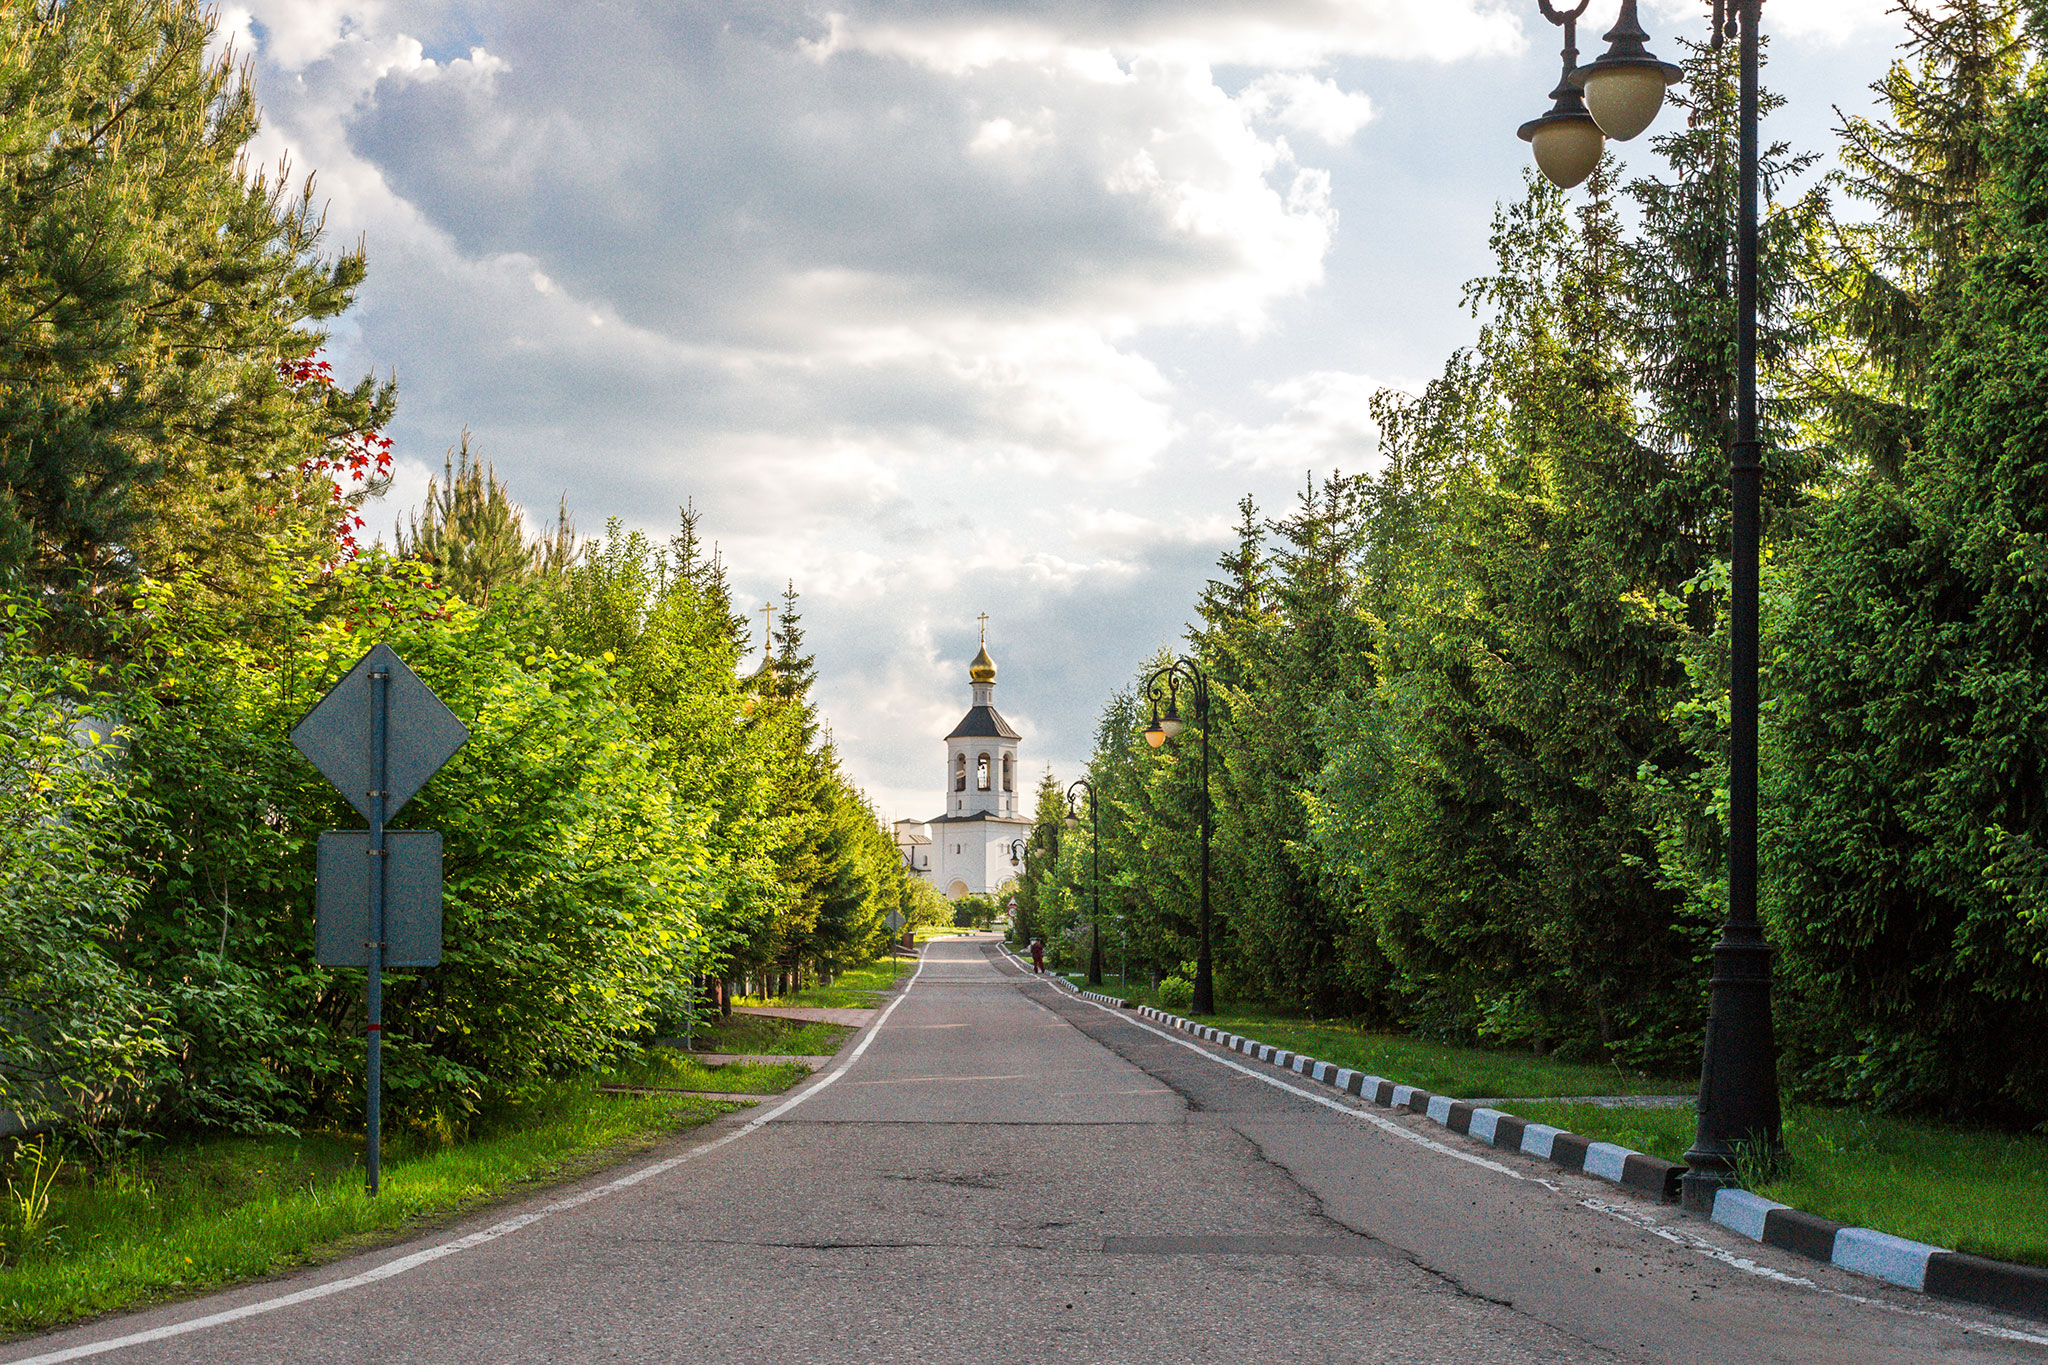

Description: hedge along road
[7,939,2045,1365]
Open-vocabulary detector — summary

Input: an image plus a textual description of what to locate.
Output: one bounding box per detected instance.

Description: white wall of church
[904,638,1032,900]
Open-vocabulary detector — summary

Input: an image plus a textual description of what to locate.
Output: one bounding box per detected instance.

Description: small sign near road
[886,910,905,933]
[292,643,468,1196]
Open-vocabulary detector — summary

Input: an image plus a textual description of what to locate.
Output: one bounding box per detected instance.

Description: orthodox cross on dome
[759,601,775,662]
[977,612,990,644]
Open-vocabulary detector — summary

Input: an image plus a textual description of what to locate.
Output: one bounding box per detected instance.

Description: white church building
[895,633,1033,900]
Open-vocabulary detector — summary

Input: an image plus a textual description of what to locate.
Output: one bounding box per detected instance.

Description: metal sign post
[886,909,905,983]
[366,660,387,1196]
[293,644,468,1196]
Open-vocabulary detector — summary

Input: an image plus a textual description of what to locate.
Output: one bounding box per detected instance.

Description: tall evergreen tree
[0,0,396,633]
[396,434,576,606]
[1764,20,2048,1120]
[1805,1,2026,477]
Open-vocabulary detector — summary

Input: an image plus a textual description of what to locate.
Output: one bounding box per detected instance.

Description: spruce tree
[1764,24,2048,1119]
[1805,1,2026,477]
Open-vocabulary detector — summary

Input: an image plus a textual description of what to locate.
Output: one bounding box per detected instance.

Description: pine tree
[396,434,576,606]
[0,0,397,635]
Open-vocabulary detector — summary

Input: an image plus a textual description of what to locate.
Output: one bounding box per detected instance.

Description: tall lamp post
[1142,657,1214,1016]
[1005,837,1030,939]
[1065,778,1103,987]
[1516,0,1781,1208]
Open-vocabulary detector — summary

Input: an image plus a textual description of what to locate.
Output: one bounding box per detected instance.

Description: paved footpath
[9,939,2046,1364]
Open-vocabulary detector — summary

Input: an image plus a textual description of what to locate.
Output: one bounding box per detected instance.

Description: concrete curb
[1121,1001,2048,1323]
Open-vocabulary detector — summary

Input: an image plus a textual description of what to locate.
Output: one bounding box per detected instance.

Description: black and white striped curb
[1708,1188,2048,1319]
[1128,1002,2048,1323]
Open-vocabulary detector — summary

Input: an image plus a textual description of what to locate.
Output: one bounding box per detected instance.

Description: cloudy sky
[225,0,1907,822]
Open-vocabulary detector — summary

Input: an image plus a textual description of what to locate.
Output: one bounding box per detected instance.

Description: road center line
[4,947,932,1365]
[1057,978,2048,1350]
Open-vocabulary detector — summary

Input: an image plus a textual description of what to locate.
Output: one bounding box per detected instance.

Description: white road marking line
[3,947,933,1365]
[1064,989,2048,1349]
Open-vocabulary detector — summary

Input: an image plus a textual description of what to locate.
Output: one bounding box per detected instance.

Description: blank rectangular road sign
[315,831,444,967]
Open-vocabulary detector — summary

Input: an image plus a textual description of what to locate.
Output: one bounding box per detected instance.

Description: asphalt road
[9,937,2046,1364]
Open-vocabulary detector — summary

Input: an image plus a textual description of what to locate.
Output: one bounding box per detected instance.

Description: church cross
[760,601,775,660]
[977,612,990,645]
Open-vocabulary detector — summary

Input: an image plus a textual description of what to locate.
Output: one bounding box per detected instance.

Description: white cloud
[812,1,1524,73]
[1239,72,1376,145]
[233,0,1917,815]
[1217,370,1390,474]
[1644,0,1898,43]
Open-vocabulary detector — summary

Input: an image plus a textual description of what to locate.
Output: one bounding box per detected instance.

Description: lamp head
[1566,1,1682,142]
[1519,85,1604,189]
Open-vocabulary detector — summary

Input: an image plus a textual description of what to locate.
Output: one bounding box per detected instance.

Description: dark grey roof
[926,811,1034,826]
[945,705,1021,741]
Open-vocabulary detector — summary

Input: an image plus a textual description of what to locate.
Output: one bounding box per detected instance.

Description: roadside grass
[1076,980,1688,1100]
[0,1085,736,1336]
[689,1013,853,1057]
[1504,1100,2048,1269]
[737,956,911,1009]
[602,1052,810,1095]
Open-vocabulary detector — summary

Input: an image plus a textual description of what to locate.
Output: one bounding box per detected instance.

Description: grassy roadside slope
[737,955,916,1010]
[1071,979,1689,1100]
[0,1060,794,1336]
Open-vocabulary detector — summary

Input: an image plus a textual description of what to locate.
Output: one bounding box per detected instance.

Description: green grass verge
[1505,1100,2048,1269]
[1077,980,1688,1100]
[690,1013,854,1057]
[0,1084,735,1336]
[737,956,913,1010]
[604,1052,809,1094]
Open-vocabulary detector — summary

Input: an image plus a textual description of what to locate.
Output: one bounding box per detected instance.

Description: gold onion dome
[968,644,997,684]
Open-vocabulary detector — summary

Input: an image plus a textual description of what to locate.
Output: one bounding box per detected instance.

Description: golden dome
[968,644,997,684]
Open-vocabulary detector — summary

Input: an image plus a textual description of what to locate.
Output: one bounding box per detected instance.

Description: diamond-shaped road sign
[291,643,468,823]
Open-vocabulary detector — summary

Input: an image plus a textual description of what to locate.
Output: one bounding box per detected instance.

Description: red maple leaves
[278,351,394,557]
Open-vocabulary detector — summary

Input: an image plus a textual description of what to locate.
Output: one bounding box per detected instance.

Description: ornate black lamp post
[1064,778,1103,986]
[1518,0,1781,1208]
[1142,657,1214,1015]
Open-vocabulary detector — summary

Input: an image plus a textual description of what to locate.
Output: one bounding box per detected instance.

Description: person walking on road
[1030,938,1044,973]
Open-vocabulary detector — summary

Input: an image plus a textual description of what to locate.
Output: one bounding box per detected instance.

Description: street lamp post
[1142,657,1215,1016]
[1005,837,1031,939]
[1518,0,1781,1208]
[1065,778,1103,987]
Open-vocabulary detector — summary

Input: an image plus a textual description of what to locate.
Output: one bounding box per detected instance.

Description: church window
[955,753,966,792]
[977,753,991,790]
[1002,754,1014,792]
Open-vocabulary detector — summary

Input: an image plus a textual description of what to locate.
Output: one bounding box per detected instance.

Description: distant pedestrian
[1030,938,1044,974]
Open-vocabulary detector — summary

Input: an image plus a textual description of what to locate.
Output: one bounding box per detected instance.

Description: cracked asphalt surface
[10,937,2045,1364]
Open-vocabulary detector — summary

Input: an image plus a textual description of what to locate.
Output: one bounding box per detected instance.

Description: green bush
[1158,975,1195,1012]
[117,552,712,1130]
